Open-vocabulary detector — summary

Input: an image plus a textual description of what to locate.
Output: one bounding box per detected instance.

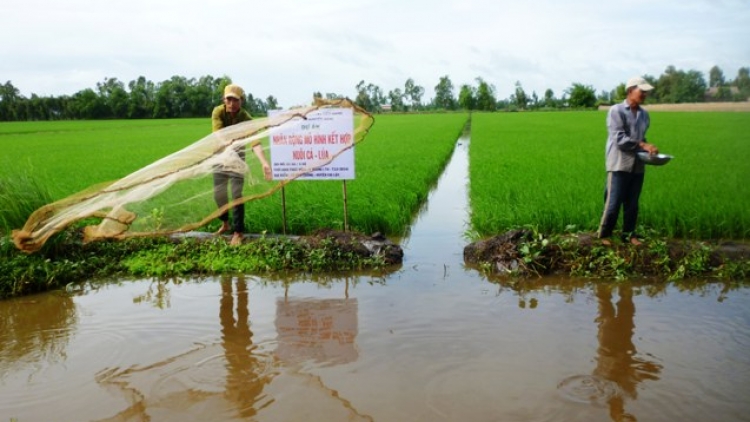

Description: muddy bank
[464,229,750,280]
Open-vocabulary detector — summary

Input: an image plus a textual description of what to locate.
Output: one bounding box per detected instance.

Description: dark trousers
[213,172,245,233]
[598,171,645,239]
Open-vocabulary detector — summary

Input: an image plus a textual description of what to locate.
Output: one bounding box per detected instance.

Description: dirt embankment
[463,229,750,279]
[598,102,750,112]
[174,229,405,265]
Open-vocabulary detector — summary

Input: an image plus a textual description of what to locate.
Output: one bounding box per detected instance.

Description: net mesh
[12,98,374,253]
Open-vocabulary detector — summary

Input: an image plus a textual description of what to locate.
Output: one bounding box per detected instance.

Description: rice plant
[469,111,750,239]
[243,113,470,235]
[0,164,53,236]
[0,114,470,238]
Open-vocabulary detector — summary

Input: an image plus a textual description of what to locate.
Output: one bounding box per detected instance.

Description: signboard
[269,108,355,180]
[275,297,359,365]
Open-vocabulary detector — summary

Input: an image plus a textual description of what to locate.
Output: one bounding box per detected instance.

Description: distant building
[705,86,742,101]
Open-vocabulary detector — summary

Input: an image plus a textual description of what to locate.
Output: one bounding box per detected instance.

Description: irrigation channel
[2,130,750,422]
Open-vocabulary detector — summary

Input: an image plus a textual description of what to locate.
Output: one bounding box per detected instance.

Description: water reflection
[595,284,662,421]
[220,275,273,418]
[132,278,175,309]
[261,286,372,421]
[0,292,76,371]
[559,283,662,422]
[275,296,359,366]
[90,276,371,421]
[91,277,277,421]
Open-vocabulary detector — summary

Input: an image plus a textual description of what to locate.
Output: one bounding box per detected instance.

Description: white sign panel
[269,108,355,180]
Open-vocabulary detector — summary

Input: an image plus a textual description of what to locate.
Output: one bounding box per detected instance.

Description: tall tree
[96,77,128,118]
[388,88,405,111]
[565,83,597,108]
[433,75,456,110]
[354,80,385,112]
[248,94,267,116]
[543,88,556,108]
[642,75,660,102]
[185,75,220,117]
[48,95,70,120]
[511,81,528,110]
[475,77,496,111]
[709,65,726,88]
[369,83,386,112]
[597,90,611,105]
[153,76,190,118]
[266,95,279,111]
[612,84,627,103]
[0,81,22,121]
[214,75,233,104]
[69,88,107,119]
[656,66,707,103]
[529,91,539,109]
[354,80,373,112]
[127,76,155,119]
[404,78,424,111]
[458,84,476,110]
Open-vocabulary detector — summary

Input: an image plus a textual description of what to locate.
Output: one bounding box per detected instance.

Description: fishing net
[12,98,374,253]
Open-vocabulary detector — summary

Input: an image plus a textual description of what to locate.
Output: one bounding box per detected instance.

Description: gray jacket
[605,100,650,173]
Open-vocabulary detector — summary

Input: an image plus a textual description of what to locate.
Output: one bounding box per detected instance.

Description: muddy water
[2,136,750,422]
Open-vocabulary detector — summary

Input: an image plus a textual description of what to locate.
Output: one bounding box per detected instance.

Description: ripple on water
[91,340,279,420]
[557,374,622,406]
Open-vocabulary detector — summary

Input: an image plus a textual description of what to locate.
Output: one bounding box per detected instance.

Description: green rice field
[242,113,468,235]
[0,114,469,237]
[1,111,748,241]
[469,111,750,239]
[0,119,207,198]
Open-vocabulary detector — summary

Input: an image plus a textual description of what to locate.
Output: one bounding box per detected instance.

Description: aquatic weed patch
[122,233,395,276]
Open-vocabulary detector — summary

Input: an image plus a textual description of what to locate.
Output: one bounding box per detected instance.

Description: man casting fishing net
[12,97,373,253]
[211,84,272,246]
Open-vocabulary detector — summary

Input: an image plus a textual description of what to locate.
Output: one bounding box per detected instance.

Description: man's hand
[639,142,659,155]
[262,164,272,181]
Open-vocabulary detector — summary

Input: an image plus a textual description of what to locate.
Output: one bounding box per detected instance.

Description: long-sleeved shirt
[211,104,252,132]
[605,100,650,173]
[211,104,253,160]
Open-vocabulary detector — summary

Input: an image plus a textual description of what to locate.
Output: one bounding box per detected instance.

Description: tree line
[0,75,280,122]
[1,65,748,121]
[372,64,749,113]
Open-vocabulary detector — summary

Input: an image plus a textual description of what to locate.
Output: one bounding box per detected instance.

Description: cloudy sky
[3,0,749,106]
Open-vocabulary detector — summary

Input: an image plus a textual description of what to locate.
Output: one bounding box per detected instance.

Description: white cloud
[2,0,748,106]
